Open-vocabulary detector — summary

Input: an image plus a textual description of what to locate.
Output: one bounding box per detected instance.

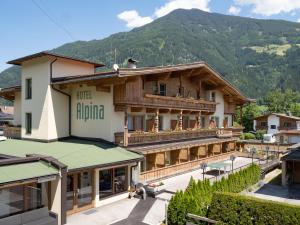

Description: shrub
[255,130,266,140]
[167,164,261,225]
[208,192,300,225]
[240,132,255,140]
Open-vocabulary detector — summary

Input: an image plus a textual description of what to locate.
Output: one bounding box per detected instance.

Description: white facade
[19,56,96,141]
[267,114,280,134]
[71,84,124,142]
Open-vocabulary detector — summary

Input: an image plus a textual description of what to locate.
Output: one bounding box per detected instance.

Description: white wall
[52,58,94,78]
[267,115,280,134]
[48,88,69,140]
[212,90,225,128]
[253,120,257,131]
[21,57,69,140]
[21,57,51,140]
[50,177,62,225]
[71,84,124,142]
[12,92,21,126]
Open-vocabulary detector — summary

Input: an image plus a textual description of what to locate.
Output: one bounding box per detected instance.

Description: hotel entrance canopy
[0,138,143,171]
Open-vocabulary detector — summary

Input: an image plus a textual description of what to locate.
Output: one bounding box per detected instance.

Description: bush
[240,132,255,140]
[209,192,300,225]
[255,130,266,140]
[167,164,261,225]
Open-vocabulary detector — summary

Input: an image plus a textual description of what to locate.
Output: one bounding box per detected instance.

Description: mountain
[1,9,300,102]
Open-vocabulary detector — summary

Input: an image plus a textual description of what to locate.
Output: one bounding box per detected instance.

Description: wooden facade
[255,113,300,131]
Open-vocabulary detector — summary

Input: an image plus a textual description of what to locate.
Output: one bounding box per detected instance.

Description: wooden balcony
[140,151,235,182]
[114,94,216,112]
[4,126,21,139]
[115,128,238,146]
[225,127,243,137]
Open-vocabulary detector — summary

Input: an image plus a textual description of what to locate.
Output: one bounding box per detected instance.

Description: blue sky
[1,0,300,73]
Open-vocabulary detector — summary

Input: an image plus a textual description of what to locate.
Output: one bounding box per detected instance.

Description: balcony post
[178,110,183,131]
[124,106,129,147]
[154,108,159,133]
[197,111,202,129]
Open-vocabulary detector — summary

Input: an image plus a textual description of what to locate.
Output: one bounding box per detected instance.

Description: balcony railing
[278,126,297,130]
[114,94,216,112]
[225,127,243,137]
[4,126,21,139]
[115,127,241,146]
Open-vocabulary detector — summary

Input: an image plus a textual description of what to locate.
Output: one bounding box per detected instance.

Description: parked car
[263,134,276,143]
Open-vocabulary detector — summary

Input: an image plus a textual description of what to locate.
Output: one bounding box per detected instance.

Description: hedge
[208,192,300,225]
[167,164,261,225]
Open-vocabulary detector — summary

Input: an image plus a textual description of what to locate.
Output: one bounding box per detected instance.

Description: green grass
[247,44,300,56]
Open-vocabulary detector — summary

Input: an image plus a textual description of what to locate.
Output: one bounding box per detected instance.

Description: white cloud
[235,0,300,16]
[154,0,210,18]
[118,0,211,28]
[298,18,300,22]
[228,6,241,15]
[117,10,153,28]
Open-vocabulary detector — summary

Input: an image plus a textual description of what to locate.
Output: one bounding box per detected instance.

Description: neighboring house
[275,129,300,144]
[0,105,14,125]
[282,143,300,186]
[253,113,300,135]
[0,52,251,224]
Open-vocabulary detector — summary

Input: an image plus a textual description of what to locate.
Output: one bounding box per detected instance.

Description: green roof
[0,139,143,170]
[0,161,58,184]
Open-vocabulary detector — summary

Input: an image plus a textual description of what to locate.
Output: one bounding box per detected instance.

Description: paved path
[66,198,139,225]
[111,198,156,225]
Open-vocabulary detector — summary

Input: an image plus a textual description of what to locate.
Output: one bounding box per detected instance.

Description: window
[210,92,216,102]
[99,169,113,198]
[183,116,189,130]
[128,115,144,131]
[25,78,32,99]
[178,86,185,97]
[99,166,127,199]
[0,184,45,219]
[114,167,126,194]
[270,125,276,129]
[25,113,32,134]
[284,122,292,128]
[211,116,219,128]
[201,116,206,128]
[260,121,267,127]
[159,83,167,96]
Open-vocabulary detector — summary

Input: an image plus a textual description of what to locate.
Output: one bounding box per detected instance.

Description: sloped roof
[255,113,300,121]
[7,51,105,67]
[0,138,143,171]
[0,161,58,184]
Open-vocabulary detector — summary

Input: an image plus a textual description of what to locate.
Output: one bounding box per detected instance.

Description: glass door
[67,171,94,214]
[77,171,93,208]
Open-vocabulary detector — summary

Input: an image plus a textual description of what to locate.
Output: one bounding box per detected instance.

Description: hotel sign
[76,90,104,121]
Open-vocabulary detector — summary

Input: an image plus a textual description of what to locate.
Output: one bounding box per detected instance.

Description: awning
[0,161,58,185]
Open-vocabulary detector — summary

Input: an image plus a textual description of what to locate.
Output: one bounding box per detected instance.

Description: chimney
[128,58,138,69]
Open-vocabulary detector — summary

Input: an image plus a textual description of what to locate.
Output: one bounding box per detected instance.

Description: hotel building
[0,52,250,224]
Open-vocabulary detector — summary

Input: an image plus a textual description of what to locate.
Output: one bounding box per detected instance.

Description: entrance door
[67,171,94,215]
